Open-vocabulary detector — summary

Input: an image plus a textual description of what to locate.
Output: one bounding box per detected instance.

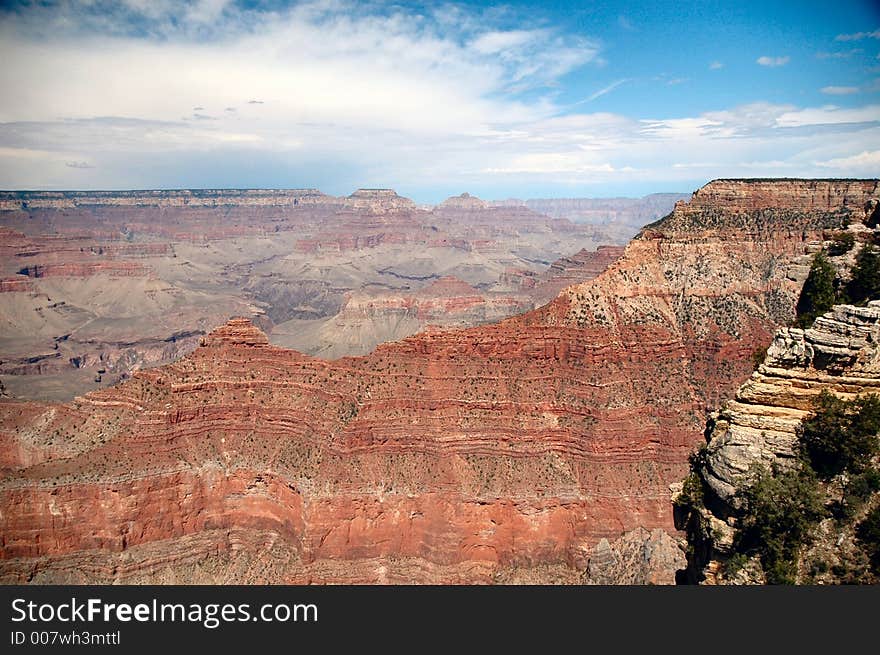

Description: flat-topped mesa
[436,192,488,211]
[0,189,334,211]
[418,276,481,298]
[198,317,270,348]
[640,179,879,238]
[343,188,417,213]
[688,179,878,212]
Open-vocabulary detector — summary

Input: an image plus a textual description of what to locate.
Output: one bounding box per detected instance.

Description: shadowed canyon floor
[0,179,877,584]
[0,189,656,400]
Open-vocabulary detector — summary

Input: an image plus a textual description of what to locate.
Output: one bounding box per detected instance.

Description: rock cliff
[0,189,606,399]
[1,179,877,584]
[678,299,880,584]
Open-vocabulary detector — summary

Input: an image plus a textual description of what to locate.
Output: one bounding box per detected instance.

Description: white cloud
[709,61,723,70]
[816,50,861,59]
[484,153,621,174]
[583,79,630,103]
[0,3,595,132]
[775,104,880,127]
[0,2,877,195]
[835,29,880,42]
[757,55,790,67]
[814,150,880,169]
[471,30,539,54]
[821,86,860,95]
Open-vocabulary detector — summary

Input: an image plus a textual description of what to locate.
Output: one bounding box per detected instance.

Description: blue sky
[0,0,878,202]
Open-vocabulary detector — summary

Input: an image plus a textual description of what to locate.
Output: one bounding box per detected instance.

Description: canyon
[0,189,649,401]
[1,178,876,584]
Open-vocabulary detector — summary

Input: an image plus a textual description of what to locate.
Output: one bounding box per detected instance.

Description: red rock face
[685,178,877,212]
[17,262,150,278]
[0,277,34,293]
[1,189,619,403]
[531,245,626,304]
[1,179,877,584]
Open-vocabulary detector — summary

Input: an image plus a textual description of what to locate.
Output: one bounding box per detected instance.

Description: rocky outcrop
[0,189,334,211]
[685,179,878,214]
[702,302,880,504]
[343,189,418,213]
[680,299,880,583]
[1,179,877,584]
[17,262,150,278]
[584,528,686,585]
[531,245,626,304]
[0,277,33,292]
[436,193,488,211]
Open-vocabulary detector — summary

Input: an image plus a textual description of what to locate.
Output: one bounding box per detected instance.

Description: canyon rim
[2,178,877,584]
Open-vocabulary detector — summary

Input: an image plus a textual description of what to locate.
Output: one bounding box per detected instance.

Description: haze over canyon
[1,178,877,584]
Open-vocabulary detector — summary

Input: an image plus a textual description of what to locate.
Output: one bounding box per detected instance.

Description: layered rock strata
[680,300,880,583]
[0,179,877,584]
[0,190,609,399]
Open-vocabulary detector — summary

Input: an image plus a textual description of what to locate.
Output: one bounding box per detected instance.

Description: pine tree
[846,244,880,306]
[795,252,837,328]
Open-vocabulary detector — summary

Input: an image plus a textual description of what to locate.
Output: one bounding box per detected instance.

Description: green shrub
[723,552,749,577]
[798,391,880,480]
[751,346,768,370]
[827,232,855,256]
[735,465,824,584]
[675,471,705,511]
[846,244,880,306]
[795,252,837,328]
[855,506,880,575]
[836,469,880,521]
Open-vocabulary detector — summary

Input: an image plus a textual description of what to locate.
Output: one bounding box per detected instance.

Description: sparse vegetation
[798,391,880,480]
[751,346,768,370]
[795,252,837,328]
[685,391,880,584]
[855,506,880,575]
[734,465,824,584]
[794,243,880,327]
[846,244,880,306]
[827,232,855,256]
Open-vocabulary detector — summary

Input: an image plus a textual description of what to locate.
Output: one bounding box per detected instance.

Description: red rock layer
[0,277,33,292]
[0,179,876,584]
[337,276,527,327]
[18,262,149,278]
[686,178,877,212]
[531,245,626,303]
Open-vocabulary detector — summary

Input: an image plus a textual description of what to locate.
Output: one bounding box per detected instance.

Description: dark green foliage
[830,469,880,521]
[675,471,704,510]
[689,443,710,471]
[855,507,880,575]
[751,346,768,370]
[735,466,825,584]
[827,232,855,256]
[798,391,880,480]
[846,244,880,306]
[723,552,749,577]
[689,390,880,584]
[795,252,837,328]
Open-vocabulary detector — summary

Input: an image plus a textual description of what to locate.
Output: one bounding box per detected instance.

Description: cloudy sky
[0,0,878,202]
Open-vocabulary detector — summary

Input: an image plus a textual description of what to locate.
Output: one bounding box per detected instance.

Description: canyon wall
[679,300,880,584]
[0,190,610,400]
[1,179,877,584]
